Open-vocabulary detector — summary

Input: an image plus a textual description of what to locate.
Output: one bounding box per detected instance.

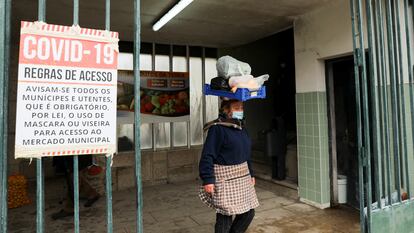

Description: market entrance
[0,0,355,232]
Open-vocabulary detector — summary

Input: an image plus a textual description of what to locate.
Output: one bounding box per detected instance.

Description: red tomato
[159,97,168,106]
[145,103,154,112]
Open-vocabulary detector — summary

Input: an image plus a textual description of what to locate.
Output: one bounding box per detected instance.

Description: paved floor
[8,179,360,233]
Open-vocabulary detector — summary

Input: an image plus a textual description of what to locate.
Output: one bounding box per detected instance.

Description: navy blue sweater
[199,125,254,185]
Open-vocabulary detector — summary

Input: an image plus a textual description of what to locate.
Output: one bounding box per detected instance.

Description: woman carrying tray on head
[199,98,259,233]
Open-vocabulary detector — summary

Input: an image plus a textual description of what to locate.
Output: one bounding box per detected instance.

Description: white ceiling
[13,0,329,48]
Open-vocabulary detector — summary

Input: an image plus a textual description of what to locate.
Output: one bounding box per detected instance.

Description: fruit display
[140,89,190,116]
[8,174,31,209]
[117,71,190,117]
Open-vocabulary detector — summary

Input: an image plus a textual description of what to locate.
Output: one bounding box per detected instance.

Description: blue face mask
[232,111,244,120]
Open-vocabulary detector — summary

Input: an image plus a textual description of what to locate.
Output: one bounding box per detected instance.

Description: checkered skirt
[198,162,259,216]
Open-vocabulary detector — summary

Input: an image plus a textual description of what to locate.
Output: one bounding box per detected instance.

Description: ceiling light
[152,0,194,31]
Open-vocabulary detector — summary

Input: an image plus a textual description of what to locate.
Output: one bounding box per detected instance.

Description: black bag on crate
[210,77,231,91]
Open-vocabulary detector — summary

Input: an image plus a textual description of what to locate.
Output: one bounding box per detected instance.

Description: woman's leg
[229,209,255,233]
[215,213,233,233]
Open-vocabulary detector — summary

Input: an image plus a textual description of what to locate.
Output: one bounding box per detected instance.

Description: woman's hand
[204,184,215,194]
[251,177,256,186]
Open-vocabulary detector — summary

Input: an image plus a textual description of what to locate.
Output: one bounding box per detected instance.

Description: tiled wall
[296,92,330,206]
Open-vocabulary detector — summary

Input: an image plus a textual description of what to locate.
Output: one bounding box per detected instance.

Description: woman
[199,99,259,233]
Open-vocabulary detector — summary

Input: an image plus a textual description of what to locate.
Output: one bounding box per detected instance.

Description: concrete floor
[8,179,360,233]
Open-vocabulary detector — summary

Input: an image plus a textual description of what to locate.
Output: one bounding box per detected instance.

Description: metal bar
[404,0,414,199]
[170,45,174,149]
[36,159,44,233]
[105,0,110,30]
[0,0,4,227]
[365,0,382,208]
[105,1,113,232]
[187,121,191,149]
[72,1,80,232]
[0,0,9,231]
[133,0,143,232]
[151,43,157,151]
[385,0,402,203]
[38,0,46,22]
[350,1,365,232]
[395,0,411,199]
[373,0,386,204]
[387,0,402,201]
[356,0,372,230]
[391,0,405,196]
[105,156,113,233]
[201,48,206,126]
[73,0,79,25]
[327,63,338,204]
[73,156,80,233]
[377,0,393,206]
[186,45,191,148]
[152,123,156,152]
[36,1,46,232]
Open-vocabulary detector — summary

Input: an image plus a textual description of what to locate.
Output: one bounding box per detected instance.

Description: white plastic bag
[216,56,251,79]
[228,74,269,92]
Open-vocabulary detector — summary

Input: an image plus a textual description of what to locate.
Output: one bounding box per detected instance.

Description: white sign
[15,21,119,158]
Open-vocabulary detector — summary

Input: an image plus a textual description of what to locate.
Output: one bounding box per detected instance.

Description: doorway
[219,28,298,188]
[326,57,359,208]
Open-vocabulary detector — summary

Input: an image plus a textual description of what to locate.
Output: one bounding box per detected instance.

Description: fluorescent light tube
[152,0,194,31]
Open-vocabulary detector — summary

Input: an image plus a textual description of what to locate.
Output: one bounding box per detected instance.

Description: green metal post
[0,0,10,231]
[385,0,402,202]
[356,0,372,230]
[365,0,382,208]
[106,157,113,233]
[72,1,80,233]
[38,0,46,22]
[350,1,365,232]
[394,0,411,199]
[404,0,414,199]
[105,1,113,233]
[391,0,404,201]
[73,0,79,26]
[134,0,143,232]
[0,0,4,226]
[36,159,44,233]
[37,1,46,232]
[73,156,79,233]
[376,0,392,205]
[373,0,385,202]
[391,0,405,197]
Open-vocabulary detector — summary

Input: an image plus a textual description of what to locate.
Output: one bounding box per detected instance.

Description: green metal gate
[350,0,414,232]
[0,0,144,232]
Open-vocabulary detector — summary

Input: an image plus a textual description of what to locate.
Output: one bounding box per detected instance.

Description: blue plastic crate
[204,84,266,101]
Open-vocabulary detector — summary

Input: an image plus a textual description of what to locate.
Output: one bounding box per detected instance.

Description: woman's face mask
[232,111,244,120]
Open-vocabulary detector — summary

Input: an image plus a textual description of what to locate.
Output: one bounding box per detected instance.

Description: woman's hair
[220,99,240,113]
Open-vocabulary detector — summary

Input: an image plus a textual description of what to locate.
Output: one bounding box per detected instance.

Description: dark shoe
[84,195,100,207]
[51,209,73,220]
